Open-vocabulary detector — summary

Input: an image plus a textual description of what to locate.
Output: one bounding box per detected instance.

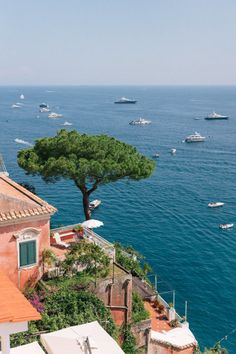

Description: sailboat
[20,94,24,100]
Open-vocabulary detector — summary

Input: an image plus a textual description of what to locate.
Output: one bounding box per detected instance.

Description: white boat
[114,97,137,104]
[40,108,50,112]
[48,112,63,118]
[208,202,224,208]
[185,132,205,143]
[219,223,234,230]
[129,118,151,125]
[171,148,176,154]
[152,153,160,158]
[89,199,101,210]
[11,104,21,108]
[205,112,228,120]
[63,121,73,126]
[20,94,24,100]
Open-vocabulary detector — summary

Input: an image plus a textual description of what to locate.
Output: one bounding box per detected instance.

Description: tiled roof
[0,175,57,224]
[0,271,41,323]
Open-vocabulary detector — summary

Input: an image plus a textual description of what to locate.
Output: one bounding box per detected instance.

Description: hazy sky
[0,0,235,85]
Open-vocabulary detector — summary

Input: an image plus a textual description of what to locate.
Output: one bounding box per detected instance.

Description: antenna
[0,154,9,177]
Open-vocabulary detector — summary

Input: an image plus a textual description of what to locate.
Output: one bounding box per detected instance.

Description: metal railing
[51,224,115,259]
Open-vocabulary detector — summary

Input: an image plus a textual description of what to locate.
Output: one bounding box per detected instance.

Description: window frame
[17,237,38,269]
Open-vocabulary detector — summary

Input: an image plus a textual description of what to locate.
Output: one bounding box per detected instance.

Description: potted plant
[73,224,84,237]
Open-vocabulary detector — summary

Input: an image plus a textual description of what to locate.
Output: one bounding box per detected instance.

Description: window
[19,240,36,267]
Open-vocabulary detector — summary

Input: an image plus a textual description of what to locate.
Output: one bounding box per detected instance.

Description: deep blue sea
[1,86,236,352]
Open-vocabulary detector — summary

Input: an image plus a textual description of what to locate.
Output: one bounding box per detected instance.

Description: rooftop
[0,271,41,323]
[0,175,56,224]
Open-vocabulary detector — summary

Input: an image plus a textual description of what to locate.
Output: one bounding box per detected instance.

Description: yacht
[63,121,73,126]
[205,112,228,120]
[115,97,137,104]
[208,202,224,208]
[40,107,50,113]
[219,223,234,230]
[89,199,101,210]
[129,118,151,125]
[170,148,176,154]
[48,112,63,118]
[185,132,205,143]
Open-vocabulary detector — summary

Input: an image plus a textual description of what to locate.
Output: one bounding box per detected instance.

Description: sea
[1,86,236,352]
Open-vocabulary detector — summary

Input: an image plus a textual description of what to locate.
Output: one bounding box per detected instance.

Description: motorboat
[48,112,63,118]
[185,132,205,143]
[40,108,50,112]
[89,199,101,210]
[129,118,151,125]
[20,94,24,100]
[39,103,49,108]
[11,104,21,108]
[63,121,73,126]
[152,153,160,158]
[205,112,228,120]
[170,148,176,154]
[114,97,137,104]
[208,202,224,208]
[219,223,234,230]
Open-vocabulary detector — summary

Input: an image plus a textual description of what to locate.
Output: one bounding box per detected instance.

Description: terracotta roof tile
[0,272,41,323]
[0,175,57,224]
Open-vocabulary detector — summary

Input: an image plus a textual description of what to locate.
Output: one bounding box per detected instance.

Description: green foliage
[62,240,110,279]
[121,325,136,354]
[11,289,117,347]
[132,292,150,324]
[114,243,152,279]
[194,343,228,354]
[17,129,155,219]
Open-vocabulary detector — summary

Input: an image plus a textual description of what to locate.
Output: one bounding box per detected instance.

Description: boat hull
[115,101,137,104]
[205,117,228,120]
[185,139,205,143]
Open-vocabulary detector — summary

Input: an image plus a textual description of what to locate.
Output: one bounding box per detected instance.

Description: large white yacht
[205,112,228,120]
[185,132,205,143]
[129,117,151,125]
[48,112,63,118]
[115,97,137,104]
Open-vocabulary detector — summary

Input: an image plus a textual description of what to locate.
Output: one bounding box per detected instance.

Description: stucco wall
[148,341,196,354]
[0,217,50,289]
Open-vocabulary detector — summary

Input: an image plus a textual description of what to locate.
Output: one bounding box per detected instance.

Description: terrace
[49,223,115,260]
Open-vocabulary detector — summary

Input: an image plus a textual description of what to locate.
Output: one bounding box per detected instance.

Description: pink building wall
[0,217,50,289]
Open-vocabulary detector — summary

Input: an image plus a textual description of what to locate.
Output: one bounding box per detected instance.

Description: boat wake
[14,138,33,146]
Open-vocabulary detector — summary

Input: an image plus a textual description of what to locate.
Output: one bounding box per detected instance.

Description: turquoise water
[1,86,236,352]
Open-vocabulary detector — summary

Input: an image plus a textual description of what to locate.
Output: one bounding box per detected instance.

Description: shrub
[132,292,150,324]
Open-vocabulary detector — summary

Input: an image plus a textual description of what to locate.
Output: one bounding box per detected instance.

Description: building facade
[0,175,56,289]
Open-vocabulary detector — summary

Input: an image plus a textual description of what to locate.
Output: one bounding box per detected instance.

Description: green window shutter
[19,240,36,267]
[20,243,28,267]
[27,240,36,265]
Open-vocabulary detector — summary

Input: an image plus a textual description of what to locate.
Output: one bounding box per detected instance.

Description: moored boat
[205,112,228,120]
[129,117,151,125]
[89,199,101,210]
[185,132,205,143]
[219,223,234,230]
[171,148,176,154]
[115,97,137,104]
[48,112,63,118]
[208,202,224,208]
[39,103,49,108]
[152,153,160,158]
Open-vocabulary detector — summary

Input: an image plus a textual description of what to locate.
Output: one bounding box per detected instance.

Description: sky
[0,0,236,85]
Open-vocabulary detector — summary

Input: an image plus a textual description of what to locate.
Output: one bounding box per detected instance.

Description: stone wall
[93,262,132,326]
[132,319,151,350]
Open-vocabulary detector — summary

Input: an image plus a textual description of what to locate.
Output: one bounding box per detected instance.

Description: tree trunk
[82,191,91,220]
